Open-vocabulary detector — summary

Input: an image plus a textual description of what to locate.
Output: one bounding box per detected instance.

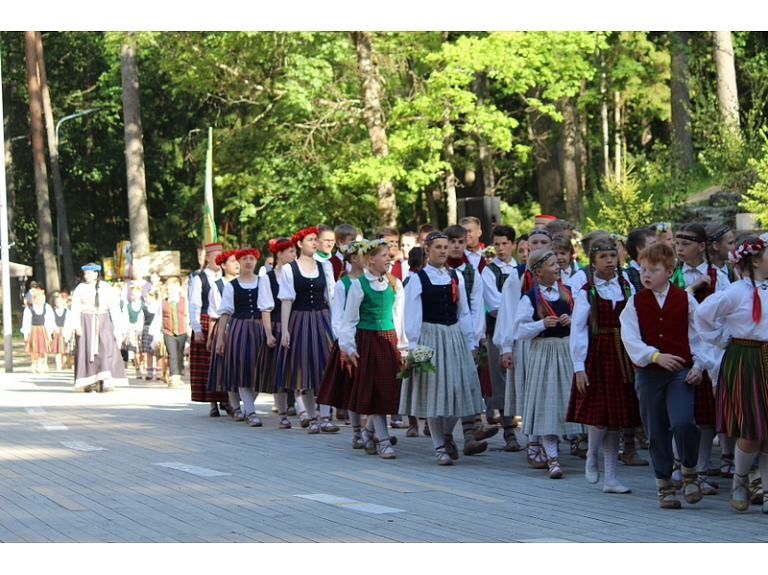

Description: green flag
[202,127,217,245]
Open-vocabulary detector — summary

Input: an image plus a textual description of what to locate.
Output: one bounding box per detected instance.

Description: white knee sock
[719,433,736,458]
[759,450,768,494]
[698,427,715,473]
[274,392,288,415]
[227,392,240,411]
[371,415,389,441]
[542,435,559,459]
[348,410,362,428]
[587,426,608,469]
[297,391,317,419]
[319,403,332,419]
[604,430,620,486]
[239,387,257,414]
[427,417,446,449]
[734,444,759,477]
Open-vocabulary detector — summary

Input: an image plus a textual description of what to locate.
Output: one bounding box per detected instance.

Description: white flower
[411,345,434,363]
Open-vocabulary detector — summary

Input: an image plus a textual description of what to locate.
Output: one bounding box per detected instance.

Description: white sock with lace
[542,435,559,459]
[427,417,446,450]
[227,392,241,412]
[297,391,317,419]
[587,426,608,470]
[719,433,736,460]
[274,392,288,415]
[698,426,715,474]
[371,414,389,441]
[603,430,620,486]
[349,410,361,428]
[239,387,257,415]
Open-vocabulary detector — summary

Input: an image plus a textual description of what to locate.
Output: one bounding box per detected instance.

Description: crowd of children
[21,215,768,515]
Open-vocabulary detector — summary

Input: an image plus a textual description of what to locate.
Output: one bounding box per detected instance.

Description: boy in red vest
[620,244,713,509]
[150,277,190,387]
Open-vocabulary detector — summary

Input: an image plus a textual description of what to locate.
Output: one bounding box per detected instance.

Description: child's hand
[558,314,571,327]
[343,351,359,368]
[265,332,276,348]
[575,371,589,395]
[656,353,685,372]
[685,367,703,385]
[500,352,513,370]
[690,275,711,291]
[543,316,559,328]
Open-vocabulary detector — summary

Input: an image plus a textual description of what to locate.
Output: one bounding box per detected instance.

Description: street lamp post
[52,107,101,287]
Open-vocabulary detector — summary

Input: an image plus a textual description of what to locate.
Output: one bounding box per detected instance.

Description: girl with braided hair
[695,234,768,513]
[513,249,579,479]
[566,236,642,493]
[672,223,726,496]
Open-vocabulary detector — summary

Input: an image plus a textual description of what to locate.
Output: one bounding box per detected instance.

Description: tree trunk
[442,116,458,225]
[600,52,610,180]
[670,32,694,177]
[614,90,622,182]
[3,84,18,264]
[528,88,564,216]
[350,31,397,228]
[120,34,150,270]
[24,31,59,293]
[712,31,740,139]
[472,73,495,197]
[35,32,76,291]
[559,96,582,224]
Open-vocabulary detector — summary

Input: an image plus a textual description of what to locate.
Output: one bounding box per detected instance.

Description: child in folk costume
[553,233,580,282]
[399,231,486,466]
[317,240,366,440]
[215,249,265,427]
[620,243,713,509]
[122,285,145,378]
[258,238,296,429]
[513,249,579,479]
[339,239,407,459]
[566,236,642,494]
[207,249,240,419]
[279,227,337,433]
[49,291,70,371]
[68,263,128,392]
[140,289,161,381]
[695,234,768,513]
[149,277,189,387]
[189,242,231,417]
[21,288,56,373]
[671,223,728,495]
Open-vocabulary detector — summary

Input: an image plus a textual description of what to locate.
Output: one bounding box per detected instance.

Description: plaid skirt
[694,371,716,426]
[521,336,583,437]
[566,332,642,427]
[256,321,290,393]
[277,309,334,392]
[190,314,229,403]
[504,339,530,417]
[398,322,485,418]
[220,317,265,391]
[207,321,226,392]
[316,340,355,409]
[73,312,128,390]
[347,329,401,415]
[716,339,768,440]
[25,326,51,354]
[139,325,155,355]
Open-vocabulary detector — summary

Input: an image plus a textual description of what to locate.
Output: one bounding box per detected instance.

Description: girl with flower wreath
[279,227,338,434]
[338,239,407,459]
[317,239,366,443]
[21,288,56,373]
[565,236,642,494]
[512,248,579,479]
[695,233,768,513]
[399,231,485,466]
[257,238,296,429]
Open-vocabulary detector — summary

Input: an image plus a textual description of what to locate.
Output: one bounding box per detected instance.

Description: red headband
[292,227,319,244]
[268,238,294,254]
[215,249,237,266]
[236,248,261,261]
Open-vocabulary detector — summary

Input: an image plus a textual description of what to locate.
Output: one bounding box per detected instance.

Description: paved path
[1,367,767,544]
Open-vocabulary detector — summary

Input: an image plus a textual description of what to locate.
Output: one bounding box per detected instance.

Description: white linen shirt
[403,264,476,352]
[189,267,222,333]
[451,262,486,346]
[513,283,568,341]
[482,258,517,316]
[681,261,728,292]
[694,279,768,349]
[277,259,335,308]
[492,271,523,354]
[338,271,407,355]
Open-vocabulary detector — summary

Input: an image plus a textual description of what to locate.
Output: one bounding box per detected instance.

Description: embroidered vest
[162,299,187,336]
[199,271,212,316]
[635,285,693,369]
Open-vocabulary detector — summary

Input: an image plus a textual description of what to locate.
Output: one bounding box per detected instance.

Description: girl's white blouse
[695,279,768,348]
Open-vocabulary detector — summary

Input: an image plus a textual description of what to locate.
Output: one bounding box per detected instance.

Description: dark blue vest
[524,287,571,338]
[290,261,328,311]
[231,279,261,319]
[418,268,459,326]
[54,308,67,328]
[30,306,46,326]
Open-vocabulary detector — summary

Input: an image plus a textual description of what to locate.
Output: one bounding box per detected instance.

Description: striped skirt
[221,317,265,391]
[716,339,768,440]
[521,336,583,437]
[316,340,355,409]
[74,312,128,390]
[190,314,229,403]
[566,332,642,428]
[348,329,402,415]
[256,321,290,393]
[398,322,485,418]
[25,326,51,354]
[49,328,66,354]
[278,309,334,392]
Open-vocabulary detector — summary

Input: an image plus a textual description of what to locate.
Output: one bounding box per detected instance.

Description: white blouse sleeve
[457,272,477,350]
[481,266,502,316]
[338,280,364,355]
[513,294,545,341]
[393,279,408,352]
[403,272,424,351]
[189,274,203,333]
[278,264,296,302]
[687,293,713,372]
[322,260,335,307]
[20,307,32,336]
[217,282,236,316]
[493,272,522,353]
[469,268,486,346]
[257,278,276,312]
[44,304,57,336]
[331,280,348,340]
[694,289,734,349]
[208,283,223,319]
[569,289,591,372]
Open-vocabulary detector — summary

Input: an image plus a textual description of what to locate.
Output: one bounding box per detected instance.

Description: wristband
[651,352,661,363]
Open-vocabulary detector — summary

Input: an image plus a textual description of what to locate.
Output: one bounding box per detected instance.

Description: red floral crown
[215,249,237,266]
[292,226,319,245]
[268,238,294,254]
[236,248,261,261]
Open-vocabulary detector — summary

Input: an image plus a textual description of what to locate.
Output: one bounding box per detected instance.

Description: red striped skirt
[25,326,51,354]
[190,314,228,403]
[347,329,402,415]
[316,341,355,409]
[717,339,768,440]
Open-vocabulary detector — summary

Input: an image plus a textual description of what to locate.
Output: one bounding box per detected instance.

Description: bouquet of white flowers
[397,345,438,379]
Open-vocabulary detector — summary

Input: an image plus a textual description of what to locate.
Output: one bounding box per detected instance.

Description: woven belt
[595,326,634,384]
[731,338,768,376]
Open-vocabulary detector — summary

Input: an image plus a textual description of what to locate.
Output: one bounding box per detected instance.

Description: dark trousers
[634,366,701,479]
[164,333,188,376]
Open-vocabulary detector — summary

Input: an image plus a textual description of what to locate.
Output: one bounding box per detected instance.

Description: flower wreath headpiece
[236,248,261,261]
[291,226,320,245]
[215,249,237,266]
[358,238,389,256]
[268,238,293,255]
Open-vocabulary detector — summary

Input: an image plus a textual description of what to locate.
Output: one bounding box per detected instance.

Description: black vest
[524,287,571,338]
[199,271,212,316]
[30,306,46,326]
[231,279,262,320]
[290,261,328,311]
[418,268,459,326]
[54,308,67,328]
